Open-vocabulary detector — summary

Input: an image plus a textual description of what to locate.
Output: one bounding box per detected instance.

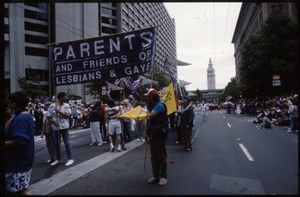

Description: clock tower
[207,58,216,90]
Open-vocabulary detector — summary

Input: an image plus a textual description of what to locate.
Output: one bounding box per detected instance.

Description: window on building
[24,9,48,22]
[25,68,49,81]
[101,7,117,16]
[101,2,116,7]
[25,34,49,45]
[4,6,9,17]
[25,21,48,33]
[24,3,48,11]
[102,17,117,26]
[25,46,48,57]
[102,26,117,34]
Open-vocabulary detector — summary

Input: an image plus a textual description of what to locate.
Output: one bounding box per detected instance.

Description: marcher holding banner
[47,92,75,166]
[144,88,169,186]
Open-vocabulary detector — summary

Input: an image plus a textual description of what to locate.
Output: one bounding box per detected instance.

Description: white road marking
[227,122,231,128]
[191,129,200,143]
[239,143,254,162]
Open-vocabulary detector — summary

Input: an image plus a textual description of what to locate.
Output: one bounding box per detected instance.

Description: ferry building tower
[207,58,216,90]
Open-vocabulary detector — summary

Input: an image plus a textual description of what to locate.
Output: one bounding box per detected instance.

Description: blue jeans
[290,117,298,131]
[52,129,73,161]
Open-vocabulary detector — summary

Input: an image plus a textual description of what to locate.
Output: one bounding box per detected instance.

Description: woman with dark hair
[5,91,35,195]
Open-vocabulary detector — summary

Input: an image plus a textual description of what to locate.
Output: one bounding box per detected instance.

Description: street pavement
[29,107,298,195]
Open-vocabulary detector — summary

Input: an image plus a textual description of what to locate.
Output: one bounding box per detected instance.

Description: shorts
[5,169,32,193]
[108,119,122,135]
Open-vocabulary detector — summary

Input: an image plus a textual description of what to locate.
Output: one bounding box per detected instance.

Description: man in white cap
[144,88,169,186]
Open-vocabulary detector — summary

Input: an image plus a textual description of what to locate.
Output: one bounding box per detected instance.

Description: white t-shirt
[47,102,71,130]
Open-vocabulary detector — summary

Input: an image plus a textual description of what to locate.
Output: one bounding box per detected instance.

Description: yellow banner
[121,105,147,120]
[161,82,177,115]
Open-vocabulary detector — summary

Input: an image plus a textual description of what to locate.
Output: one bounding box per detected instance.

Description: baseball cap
[144,88,159,97]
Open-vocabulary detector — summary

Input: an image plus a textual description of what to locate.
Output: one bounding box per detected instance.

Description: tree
[17,74,46,99]
[221,77,240,101]
[239,8,298,98]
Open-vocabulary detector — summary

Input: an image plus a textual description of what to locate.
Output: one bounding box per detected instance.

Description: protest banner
[48,27,157,86]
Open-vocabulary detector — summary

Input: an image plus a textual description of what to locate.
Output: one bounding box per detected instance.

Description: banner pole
[50,44,63,163]
[143,138,148,173]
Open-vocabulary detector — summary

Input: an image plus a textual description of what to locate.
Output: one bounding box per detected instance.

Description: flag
[121,105,147,120]
[161,82,177,115]
[164,57,177,83]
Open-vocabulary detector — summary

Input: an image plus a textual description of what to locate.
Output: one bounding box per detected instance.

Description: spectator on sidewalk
[259,113,272,129]
[88,101,103,146]
[47,92,74,166]
[41,101,55,164]
[287,97,298,132]
[135,102,147,141]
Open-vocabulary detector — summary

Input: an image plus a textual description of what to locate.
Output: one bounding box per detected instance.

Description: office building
[231,2,298,86]
[4,2,176,100]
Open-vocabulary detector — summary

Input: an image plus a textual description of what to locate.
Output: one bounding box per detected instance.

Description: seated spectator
[253,111,264,124]
[259,113,272,129]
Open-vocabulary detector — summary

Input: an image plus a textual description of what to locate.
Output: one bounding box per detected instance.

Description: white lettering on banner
[82,55,128,69]
[80,43,90,57]
[66,45,76,60]
[54,47,62,61]
[109,37,120,53]
[124,62,150,75]
[56,64,73,73]
[94,40,105,55]
[56,71,102,85]
[124,34,135,50]
[140,32,153,47]
[52,31,154,61]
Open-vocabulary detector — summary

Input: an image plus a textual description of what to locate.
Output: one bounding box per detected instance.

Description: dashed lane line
[239,143,254,162]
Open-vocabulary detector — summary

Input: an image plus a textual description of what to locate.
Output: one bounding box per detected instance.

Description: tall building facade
[207,58,215,90]
[231,2,298,85]
[4,2,176,100]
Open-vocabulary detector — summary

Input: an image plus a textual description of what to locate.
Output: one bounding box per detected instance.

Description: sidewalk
[30,138,145,195]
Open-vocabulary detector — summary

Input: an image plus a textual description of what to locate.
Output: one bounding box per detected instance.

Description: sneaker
[142,139,145,142]
[117,145,121,152]
[185,148,192,152]
[90,142,95,146]
[122,147,127,150]
[286,129,293,133]
[46,159,54,163]
[50,160,61,166]
[65,159,74,166]
[97,142,103,146]
[158,177,168,186]
[110,146,115,152]
[148,177,159,184]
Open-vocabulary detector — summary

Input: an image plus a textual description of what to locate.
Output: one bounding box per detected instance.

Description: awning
[178,79,192,87]
[166,56,191,66]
